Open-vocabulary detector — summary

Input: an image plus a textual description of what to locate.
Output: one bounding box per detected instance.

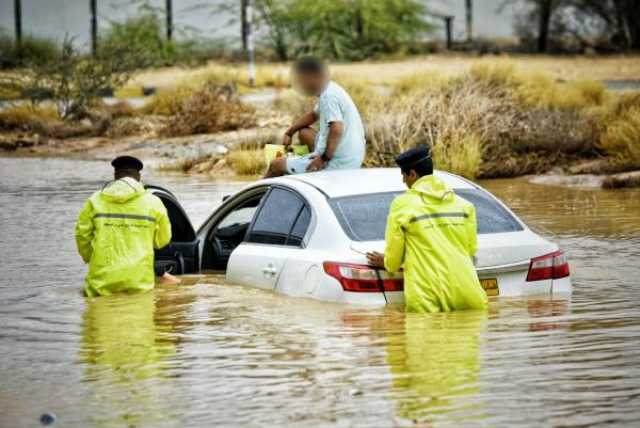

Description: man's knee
[265,157,287,178]
[299,127,317,147]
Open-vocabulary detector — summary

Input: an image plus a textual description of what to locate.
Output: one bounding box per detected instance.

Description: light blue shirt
[314,81,365,170]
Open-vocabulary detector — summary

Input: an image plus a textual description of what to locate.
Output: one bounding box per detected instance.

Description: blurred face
[401,169,419,188]
[293,71,328,96]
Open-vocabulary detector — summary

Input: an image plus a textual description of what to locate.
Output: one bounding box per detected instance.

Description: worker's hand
[159,272,182,285]
[306,154,326,172]
[366,251,385,269]
[282,132,293,146]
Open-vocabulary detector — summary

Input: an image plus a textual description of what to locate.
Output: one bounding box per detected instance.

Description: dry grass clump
[0,104,61,131]
[162,85,256,137]
[363,60,604,178]
[333,74,385,117]
[227,148,266,176]
[142,85,196,116]
[391,70,451,97]
[599,104,640,170]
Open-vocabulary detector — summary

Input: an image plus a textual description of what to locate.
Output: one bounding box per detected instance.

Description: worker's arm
[284,111,319,144]
[153,202,172,250]
[75,200,95,264]
[384,199,406,273]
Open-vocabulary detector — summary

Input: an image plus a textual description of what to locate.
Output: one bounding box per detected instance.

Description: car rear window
[329,189,523,242]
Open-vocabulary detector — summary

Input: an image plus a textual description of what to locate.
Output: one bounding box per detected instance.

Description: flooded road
[1,158,639,427]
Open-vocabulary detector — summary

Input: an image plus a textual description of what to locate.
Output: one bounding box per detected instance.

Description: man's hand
[366,251,385,269]
[306,154,326,172]
[282,132,293,146]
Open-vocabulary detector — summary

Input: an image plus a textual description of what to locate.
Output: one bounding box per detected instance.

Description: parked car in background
[149,168,571,305]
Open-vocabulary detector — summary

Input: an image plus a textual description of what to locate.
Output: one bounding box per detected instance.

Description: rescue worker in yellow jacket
[367,147,487,313]
[75,156,172,297]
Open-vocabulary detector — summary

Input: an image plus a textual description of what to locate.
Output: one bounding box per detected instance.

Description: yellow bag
[264,144,310,165]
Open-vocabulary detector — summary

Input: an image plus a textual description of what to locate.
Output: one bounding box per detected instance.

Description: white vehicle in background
[149,168,571,305]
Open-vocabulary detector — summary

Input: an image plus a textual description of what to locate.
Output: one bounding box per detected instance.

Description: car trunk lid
[350,230,558,300]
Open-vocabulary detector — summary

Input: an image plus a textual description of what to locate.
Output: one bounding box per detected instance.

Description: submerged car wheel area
[148,168,572,305]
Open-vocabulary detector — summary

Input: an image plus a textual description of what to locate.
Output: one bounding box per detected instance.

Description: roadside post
[243,0,256,87]
[166,0,173,41]
[90,0,97,56]
[14,0,22,57]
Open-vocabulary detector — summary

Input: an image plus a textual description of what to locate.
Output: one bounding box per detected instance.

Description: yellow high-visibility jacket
[384,175,487,313]
[75,177,171,297]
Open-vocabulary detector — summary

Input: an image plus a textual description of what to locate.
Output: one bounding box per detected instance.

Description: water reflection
[79,286,196,427]
[387,311,486,425]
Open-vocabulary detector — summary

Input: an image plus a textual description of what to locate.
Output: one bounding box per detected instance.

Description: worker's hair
[402,158,434,177]
[293,56,327,75]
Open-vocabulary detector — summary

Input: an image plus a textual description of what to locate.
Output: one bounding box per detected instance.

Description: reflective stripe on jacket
[75,177,171,297]
[384,175,487,313]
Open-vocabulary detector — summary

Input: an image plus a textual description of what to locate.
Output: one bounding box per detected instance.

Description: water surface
[1,158,639,427]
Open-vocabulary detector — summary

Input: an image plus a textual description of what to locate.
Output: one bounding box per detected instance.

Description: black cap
[395,146,433,175]
[111,156,143,171]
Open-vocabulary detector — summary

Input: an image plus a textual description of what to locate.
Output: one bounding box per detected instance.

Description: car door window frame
[245,185,313,249]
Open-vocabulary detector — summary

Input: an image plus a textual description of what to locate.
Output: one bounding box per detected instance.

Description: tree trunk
[465,0,473,43]
[537,0,553,53]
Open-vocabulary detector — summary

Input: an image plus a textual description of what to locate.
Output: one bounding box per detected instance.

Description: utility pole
[465,0,473,43]
[166,0,173,41]
[241,0,248,52]
[14,0,22,54]
[90,0,98,56]
[243,0,256,87]
[445,16,453,50]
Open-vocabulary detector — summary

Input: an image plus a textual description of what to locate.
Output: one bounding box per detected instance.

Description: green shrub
[0,32,61,69]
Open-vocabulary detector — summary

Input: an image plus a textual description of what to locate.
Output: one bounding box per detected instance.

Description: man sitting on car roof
[367,147,488,313]
[265,57,366,177]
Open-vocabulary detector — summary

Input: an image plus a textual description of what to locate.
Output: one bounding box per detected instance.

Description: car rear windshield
[329,188,523,242]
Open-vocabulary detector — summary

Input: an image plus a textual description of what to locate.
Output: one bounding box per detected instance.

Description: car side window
[247,188,311,247]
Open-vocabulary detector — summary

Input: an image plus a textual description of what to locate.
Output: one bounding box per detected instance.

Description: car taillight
[526,250,570,282]
[323,262,403,292]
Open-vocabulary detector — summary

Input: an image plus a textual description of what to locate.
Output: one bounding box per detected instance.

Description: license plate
[481,278,499,296]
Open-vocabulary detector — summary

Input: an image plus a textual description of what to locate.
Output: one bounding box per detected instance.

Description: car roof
[268,168,477,198]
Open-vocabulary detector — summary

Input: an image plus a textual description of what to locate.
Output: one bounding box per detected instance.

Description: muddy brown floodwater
[1,157,639,428]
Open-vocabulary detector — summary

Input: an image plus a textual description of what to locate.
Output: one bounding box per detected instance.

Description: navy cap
[111,156,143,171]
[395,146,431,172]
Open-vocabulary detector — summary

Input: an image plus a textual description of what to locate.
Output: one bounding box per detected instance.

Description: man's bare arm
[324,121,344,160]
[284,111,319,143]
[306,121,343,171]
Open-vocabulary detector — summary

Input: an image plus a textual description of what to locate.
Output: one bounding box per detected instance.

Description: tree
[501,0,563,52]
[252,0,430,61]
[565,0,640,50]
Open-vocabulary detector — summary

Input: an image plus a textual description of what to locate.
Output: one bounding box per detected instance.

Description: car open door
[146,185,199,275]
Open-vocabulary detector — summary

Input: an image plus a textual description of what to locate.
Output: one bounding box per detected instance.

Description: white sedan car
[150,168,571,305]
